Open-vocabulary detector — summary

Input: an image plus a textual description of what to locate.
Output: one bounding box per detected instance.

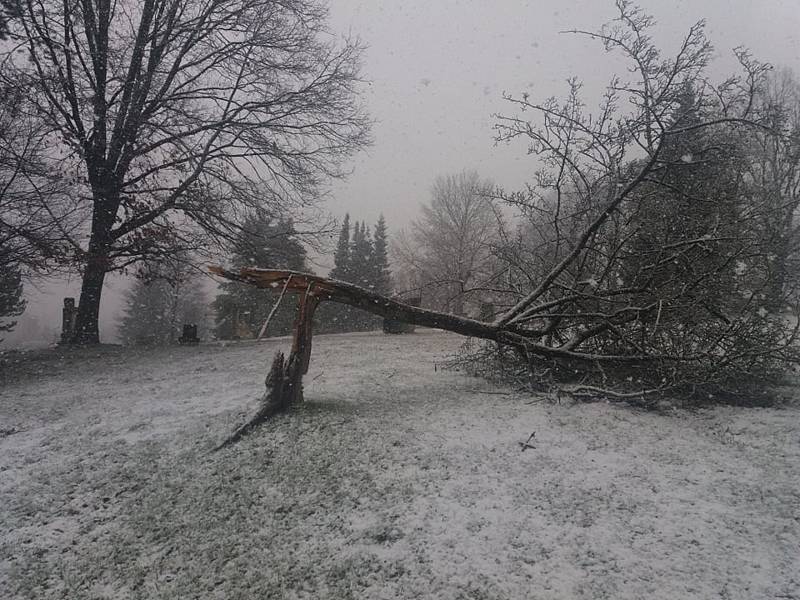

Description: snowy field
[1,330,799,599]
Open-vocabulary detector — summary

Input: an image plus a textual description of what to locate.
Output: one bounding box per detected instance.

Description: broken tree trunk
[210,266,659,448]
[214,281,320,451]
[210,265,524,346]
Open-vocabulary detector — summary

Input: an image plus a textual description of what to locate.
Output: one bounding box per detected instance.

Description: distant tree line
[318,214,392,332]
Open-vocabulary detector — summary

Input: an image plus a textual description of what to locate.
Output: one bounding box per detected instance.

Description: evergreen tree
[0,260,25,342]
[330,213,351,281]
[320,215,392,332]
[119,262,207,345]
[321,214,353,332]
[348,221,372,288]
[213,213,308,339]
[618,85,745,314]
[370,215,392,295]
[346,220,376,329]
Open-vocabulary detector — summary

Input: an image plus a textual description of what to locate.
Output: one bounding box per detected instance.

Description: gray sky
[6,0,800,346]
[325,0,800,227]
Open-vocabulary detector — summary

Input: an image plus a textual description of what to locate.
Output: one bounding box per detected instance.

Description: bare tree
[485,1,798,398]
[216,3,800,415]
[744,69,800,311]
[1,0,370,343]
[394,170,502,315]
[0,78,82,276]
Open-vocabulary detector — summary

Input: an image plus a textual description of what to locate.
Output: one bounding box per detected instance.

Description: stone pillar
[178,324,199,345]
[60,298,77,344]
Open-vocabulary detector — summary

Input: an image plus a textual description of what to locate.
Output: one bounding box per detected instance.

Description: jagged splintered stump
[214,277,320,450]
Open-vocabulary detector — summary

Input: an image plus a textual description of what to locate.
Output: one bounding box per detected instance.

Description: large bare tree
[744,69,800,311]
[394,170,501,315]
[0,78,81,276]
[1,0,370,343]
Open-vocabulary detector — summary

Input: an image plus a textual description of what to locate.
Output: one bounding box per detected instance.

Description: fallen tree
[210,4,800,448]
[209,265,656,363]
[210,262,798,449]
[210,264,588,450]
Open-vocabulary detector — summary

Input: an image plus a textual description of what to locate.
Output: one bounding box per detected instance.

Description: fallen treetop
[208,265,794,447]
[209,266,669,364]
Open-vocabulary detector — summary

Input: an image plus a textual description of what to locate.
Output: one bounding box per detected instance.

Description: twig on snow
[518,431,536,451]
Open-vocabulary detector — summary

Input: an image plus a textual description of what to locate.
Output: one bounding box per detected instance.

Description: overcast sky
[6,0,800,346]
[324,0,800,227]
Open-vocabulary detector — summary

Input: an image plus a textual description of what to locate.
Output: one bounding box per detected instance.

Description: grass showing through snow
[1,330,798,599]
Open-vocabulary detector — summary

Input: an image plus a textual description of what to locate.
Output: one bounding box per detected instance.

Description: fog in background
[6,0,799,347]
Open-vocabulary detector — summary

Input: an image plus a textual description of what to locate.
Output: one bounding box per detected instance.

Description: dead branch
[518,431,536,451]
[257,275,292,340]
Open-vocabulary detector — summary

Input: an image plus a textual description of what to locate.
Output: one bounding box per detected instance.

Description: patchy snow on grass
[1,330,799,599]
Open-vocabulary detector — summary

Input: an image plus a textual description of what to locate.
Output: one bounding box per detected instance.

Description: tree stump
[215,284,320,450]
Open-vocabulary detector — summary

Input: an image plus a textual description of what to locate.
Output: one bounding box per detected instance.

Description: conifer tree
[347,221,376,329]
[349,221,373,288]
[320,215,391,332]
[330,214,351,281]
[318,214,353,333]
[0,261,25,342]
[119,261,207,345]
[213,214,308,339]
[370,215,392,295]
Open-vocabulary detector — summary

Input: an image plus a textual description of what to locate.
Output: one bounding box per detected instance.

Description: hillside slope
[1,331,798,599]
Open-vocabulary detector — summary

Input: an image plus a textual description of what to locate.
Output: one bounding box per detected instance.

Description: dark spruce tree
[213,214,308,340]
[347,221,370,288]
[319,214,353,332]
[0,261,25,342]
[370,215,392,295]
[613,85,747,337]
[348,221,377,330]
[330,213,351,282]
[319,214,392,333]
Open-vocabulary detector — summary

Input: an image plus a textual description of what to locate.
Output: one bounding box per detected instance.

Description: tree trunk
[71,192,117,344]
[215,283,321,450]
[72,259,108,344]
[211,266,508,343]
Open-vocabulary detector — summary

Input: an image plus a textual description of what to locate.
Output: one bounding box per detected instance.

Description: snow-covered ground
[1,330,798,599]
